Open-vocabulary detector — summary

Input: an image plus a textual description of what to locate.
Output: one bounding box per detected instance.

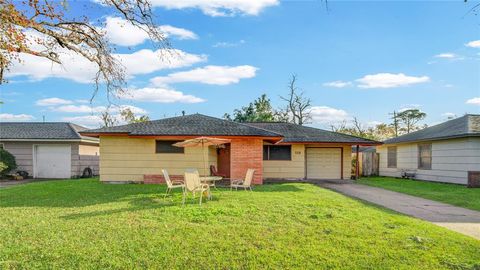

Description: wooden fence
[352,152,379,177]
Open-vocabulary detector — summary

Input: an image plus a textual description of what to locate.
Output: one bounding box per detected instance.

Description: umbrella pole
[203,141,207,177]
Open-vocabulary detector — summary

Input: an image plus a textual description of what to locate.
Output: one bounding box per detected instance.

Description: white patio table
[199,176,223,190]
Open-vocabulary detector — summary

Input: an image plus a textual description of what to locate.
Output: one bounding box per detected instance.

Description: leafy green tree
[0,148,17,176]
[396,109,427,134]
[225,94,279,122]
[120,108,150,124]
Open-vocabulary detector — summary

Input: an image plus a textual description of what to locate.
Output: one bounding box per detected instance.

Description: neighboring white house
[0,122,100,178]
[377,114,480,186]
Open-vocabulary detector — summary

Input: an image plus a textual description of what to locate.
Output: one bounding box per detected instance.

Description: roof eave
[276,140,382,145]
[0,138,98,143]
[78,132,130,138]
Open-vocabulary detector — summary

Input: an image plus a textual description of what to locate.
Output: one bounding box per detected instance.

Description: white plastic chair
[183,169,211,205]
[162,169,184,200]
[230,169,255,191]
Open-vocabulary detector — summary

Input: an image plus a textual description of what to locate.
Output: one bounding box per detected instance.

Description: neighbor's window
[387,146,397,168]
[263,145,291,160]
[418,143,432,170]
[155,140,184,154]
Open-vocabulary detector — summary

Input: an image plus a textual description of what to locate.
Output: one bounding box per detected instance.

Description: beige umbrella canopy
[173,137,230,176]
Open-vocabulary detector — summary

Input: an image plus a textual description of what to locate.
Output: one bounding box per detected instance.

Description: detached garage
[0,122,99,179]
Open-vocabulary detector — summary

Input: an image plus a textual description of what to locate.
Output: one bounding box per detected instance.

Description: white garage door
[34,145,71,178]
[306,148,342,179]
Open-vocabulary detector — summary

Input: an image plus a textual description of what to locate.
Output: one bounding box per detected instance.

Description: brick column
[230,138,263,184]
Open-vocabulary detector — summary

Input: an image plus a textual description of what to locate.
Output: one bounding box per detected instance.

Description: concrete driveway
[313,179,480,240]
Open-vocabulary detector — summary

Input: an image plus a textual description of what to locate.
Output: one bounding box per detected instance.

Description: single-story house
[81,114,379,184]
[377,114,480,185]
[0,122,100,178]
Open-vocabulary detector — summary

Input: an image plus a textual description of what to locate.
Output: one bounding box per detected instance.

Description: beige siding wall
[263,144,352,180]
[72,143,100,177]
[1,141,35,176]
[99,136,217,182]
[378,137,480,184]
[263,144,305,179]
[0,141,99,178]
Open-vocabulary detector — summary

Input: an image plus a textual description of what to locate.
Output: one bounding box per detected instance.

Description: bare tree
[280,74,312,125]
[330,120,347,132]
[0,0,170,100]
[100,110,117,127]
[389,111,400,137]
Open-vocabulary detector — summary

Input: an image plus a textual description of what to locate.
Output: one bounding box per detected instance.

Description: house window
[263,145,291,160]
[387,146,397,168]
[155,140,184,154]
[0,143,3,150]
[418,143,432,170]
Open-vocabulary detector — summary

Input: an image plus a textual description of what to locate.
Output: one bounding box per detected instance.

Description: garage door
[34,145,71,178]
[306,148,342,179]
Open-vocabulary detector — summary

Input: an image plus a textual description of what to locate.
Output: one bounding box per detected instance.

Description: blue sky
[1,0,479,128]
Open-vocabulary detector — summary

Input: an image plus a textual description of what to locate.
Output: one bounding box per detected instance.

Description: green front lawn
[0,179,479,269]
[358,177,480,211]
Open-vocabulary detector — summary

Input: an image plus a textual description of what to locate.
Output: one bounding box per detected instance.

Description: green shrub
[0,148,17,176]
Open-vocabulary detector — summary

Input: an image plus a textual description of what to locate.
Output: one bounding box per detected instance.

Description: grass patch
[0,178,479,269]
[358,177,480,211]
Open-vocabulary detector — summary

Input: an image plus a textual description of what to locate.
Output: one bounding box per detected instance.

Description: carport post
[355,145,360,180]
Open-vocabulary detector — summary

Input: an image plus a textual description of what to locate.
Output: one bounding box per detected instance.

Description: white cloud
[36,97,73,106]
[75,99,90,104]
[434,53,456,59]
[118,49,206,77]
[213,40,245,48]
[466,97,480,105]
[309,106,350,125]
[104,17,197,47]
[61,115,104,128]
[465,40,480,48]
[151,65,257,86]
[113,105,147,114]
[52,105,106,113]
[104,17,149,46]
[0,113,35,121]
[51,104,146,114]
[442,112,456,118]
[322,80,352,88]
[148,0,279,16]
[121,87,205,103]
[433,53,464,61]
[159,25,198,40]
[7,48,206,83]
[356,73,430,89]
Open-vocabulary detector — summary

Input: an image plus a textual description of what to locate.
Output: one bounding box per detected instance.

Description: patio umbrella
[173,137,230,176]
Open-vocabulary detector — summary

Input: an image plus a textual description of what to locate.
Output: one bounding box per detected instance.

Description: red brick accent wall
[143,174,183,184]
[230,138,263,184]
